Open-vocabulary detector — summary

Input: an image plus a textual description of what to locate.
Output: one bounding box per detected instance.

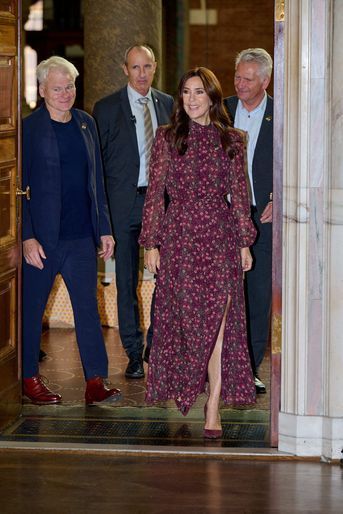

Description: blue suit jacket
[93,86,173,234]
[22,104,112,250]
[224,95,273,216]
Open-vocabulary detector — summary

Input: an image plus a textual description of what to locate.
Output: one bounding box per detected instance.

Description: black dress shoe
[39,350,47,362]
[254,374,266,394]
[125,358,145,379]
[143,346,150,364]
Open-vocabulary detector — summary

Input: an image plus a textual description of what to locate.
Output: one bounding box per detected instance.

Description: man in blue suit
[93,45,173,379]
[22,56,121,405]
[225,48,273,394]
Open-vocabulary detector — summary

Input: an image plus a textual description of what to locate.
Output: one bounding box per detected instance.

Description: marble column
[279,0,343,459]
[83,0,162,114]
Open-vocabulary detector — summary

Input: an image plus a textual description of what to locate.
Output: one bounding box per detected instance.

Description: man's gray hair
[36,56,79,84]
[124,44,156,65]
[235,48,273,79]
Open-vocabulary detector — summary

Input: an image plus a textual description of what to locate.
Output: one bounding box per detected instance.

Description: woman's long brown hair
[166,67,238,157]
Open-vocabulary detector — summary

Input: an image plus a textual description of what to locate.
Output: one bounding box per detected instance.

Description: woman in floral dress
[139,67,256,438]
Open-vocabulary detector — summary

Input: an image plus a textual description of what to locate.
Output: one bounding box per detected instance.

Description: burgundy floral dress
[139,121,257,415]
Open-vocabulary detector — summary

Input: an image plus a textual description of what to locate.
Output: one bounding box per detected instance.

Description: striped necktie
[138,97,154,177]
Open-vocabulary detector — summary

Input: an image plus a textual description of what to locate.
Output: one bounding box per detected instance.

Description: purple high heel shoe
[203,403,223,439]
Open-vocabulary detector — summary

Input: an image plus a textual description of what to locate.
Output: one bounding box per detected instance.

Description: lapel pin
[265,116,272,122]
[81,122,87,130]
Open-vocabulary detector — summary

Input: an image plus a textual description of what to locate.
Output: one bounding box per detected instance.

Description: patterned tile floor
[2,327,270,448]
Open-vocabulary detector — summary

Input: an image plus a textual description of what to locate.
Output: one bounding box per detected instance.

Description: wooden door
[0,0,21,431]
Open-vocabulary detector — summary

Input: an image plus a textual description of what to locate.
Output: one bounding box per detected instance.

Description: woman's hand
[144,248,160,275]
[240,247,253,272]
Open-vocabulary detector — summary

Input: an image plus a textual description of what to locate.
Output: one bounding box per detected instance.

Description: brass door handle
[16,186,31,200]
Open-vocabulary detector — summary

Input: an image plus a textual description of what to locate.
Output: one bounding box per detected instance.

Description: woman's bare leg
[205,297,231,430]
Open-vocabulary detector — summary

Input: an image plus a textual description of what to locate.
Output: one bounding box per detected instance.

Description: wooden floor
[0,450,342,513]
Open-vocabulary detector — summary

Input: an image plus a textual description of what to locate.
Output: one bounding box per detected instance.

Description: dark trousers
[23,237,108,379]
[245,209,272,372]
[114,193,145,358]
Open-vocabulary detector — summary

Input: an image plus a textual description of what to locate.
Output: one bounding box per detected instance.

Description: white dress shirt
[234,93,267,206]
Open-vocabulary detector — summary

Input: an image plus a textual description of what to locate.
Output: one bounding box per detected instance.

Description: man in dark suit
[22,56,121,405]
[224,48,273,394]
[93,45,173,379]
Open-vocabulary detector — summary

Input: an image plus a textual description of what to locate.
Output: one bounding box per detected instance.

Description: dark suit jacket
[224,95,273,217]
[22,103,112,250]
[93,86,174,234]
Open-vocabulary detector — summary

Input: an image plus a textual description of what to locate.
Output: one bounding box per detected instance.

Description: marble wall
[279,0,343,460]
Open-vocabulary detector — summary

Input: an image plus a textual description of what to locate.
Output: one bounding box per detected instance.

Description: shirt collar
[237,92,267,116]
[127,83,153,104]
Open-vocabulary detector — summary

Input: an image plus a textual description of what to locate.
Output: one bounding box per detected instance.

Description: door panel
[0,0,21,431]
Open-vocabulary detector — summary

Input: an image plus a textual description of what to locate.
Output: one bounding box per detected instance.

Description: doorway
[0,0,282,451]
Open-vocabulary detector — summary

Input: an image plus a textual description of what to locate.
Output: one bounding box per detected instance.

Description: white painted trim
[279,412,343,459]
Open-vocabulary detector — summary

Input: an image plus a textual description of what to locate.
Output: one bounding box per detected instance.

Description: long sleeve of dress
[139,126,170,248]
[229,132,257,248]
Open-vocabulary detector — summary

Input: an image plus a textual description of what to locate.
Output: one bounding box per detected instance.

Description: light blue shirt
[234,93,267,206]
[127,84,158,187]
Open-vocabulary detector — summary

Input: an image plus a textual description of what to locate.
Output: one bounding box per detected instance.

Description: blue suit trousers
[23,237,108,379]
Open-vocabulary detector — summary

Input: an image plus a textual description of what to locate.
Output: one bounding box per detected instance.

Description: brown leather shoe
[85,377,122,405]
[23,376,62,405]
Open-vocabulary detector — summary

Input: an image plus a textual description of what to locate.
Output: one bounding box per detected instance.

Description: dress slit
[199,293,231,397]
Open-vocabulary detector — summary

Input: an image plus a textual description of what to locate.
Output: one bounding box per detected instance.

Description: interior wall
[23,0,84,110]
[185,0,275,97]
[23,1,274,108]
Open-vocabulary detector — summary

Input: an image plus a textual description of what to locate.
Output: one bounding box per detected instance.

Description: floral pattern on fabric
[139,121,257,415]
